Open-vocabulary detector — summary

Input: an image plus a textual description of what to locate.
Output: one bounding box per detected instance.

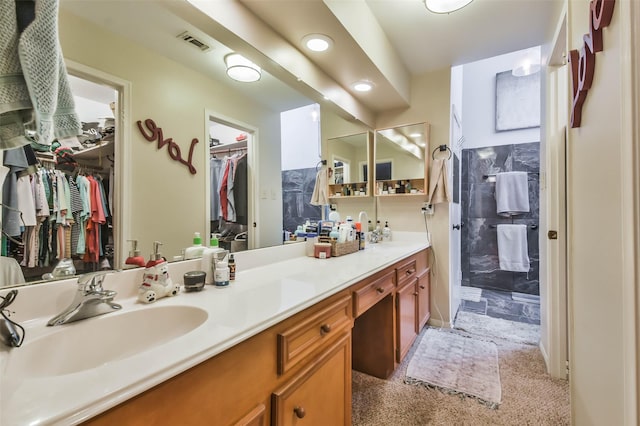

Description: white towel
[495,171,529,216]
[310,165,328,206]
[497,224,530,272]
[427,158,451,204]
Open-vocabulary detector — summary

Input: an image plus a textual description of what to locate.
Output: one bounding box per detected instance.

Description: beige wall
[567,0,636,424]
[59,10,283,260]
[377,68,452,325]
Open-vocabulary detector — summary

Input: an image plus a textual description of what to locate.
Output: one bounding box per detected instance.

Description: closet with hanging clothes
[1,72,118,284]
[209,119,249,252]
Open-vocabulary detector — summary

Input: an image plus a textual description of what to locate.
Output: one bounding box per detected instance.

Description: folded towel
[427,158,451,204]
[495,171,529,216]
[497,224,530,272]
[310,165,328,206]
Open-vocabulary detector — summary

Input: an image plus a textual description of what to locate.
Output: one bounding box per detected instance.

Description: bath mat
[454,311,540,345]
[460,286,483,302]
[405,328,501,408]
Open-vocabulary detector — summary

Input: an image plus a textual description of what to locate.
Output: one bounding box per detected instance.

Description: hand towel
[310,165,328,206]
[495,171,529,216]
[427,158,451,204]
[18,0,82,145]
[497,224,530,272]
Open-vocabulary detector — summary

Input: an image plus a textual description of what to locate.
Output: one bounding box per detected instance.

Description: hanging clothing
[210,157,224,221]
[233,154,248,225]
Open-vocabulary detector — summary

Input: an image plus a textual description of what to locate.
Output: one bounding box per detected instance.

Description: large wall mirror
[326,132,372,199]
[374,123,429,196]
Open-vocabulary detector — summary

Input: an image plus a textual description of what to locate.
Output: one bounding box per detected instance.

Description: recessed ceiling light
[352,80,374,92]
[424,0,474,14]
[410,132,422,138]
[302,34,333,52]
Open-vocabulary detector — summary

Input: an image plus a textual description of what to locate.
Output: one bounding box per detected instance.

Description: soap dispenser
[184,232,205,260]
[201,234,225,285]
[124,239,146,268]
[138,241,181,304]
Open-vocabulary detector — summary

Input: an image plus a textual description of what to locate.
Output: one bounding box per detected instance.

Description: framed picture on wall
[495,70,540,131]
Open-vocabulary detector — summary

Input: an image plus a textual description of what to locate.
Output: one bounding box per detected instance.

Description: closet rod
[210,147,247,155]
[37,157,106,173]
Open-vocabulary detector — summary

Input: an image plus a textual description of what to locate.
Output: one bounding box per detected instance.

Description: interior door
[449,107,463,322]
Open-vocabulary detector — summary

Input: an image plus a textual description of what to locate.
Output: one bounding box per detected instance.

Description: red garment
[82,176,106,263]
[219,160,230,220]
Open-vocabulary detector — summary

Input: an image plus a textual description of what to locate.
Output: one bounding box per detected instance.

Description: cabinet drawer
[396,257,418,287]
[353,270,395,317]
[277,295,352,375]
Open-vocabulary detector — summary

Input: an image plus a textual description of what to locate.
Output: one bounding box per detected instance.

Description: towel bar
[489,224,538,229]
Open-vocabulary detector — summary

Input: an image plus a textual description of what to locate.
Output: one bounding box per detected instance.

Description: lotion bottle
[201,234,225,285]
[184,232,205,259]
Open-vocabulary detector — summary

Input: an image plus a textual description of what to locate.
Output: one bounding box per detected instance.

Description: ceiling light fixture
[224,53,261,82]
[352,80,374,92]
[512,59,541,77]
[302,34,333,52]
[424,0,474,14]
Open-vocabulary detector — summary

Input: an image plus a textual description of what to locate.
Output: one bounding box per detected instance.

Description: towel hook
[432,145,452,160]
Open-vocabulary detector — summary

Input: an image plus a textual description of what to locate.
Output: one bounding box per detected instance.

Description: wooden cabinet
[84,291,353,426]
[396,278,418,362]
[233,404,266,426]
[277,295,352,375]
[417,268,431,331]
[272,333,351,425]
[352,269,395,317]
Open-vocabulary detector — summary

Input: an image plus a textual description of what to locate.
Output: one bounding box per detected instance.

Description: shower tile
[512,142,540,172]
[468,182,500,218]
[522,303,541,322]
[467,145,513,183]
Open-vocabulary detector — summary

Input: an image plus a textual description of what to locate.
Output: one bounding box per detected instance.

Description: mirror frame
[373,122,430,197]
[326,131,374,200]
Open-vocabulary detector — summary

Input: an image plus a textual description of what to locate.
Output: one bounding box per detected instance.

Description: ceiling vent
[176,31,211,52]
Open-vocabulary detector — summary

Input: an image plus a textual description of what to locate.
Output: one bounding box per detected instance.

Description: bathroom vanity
[0,233,430,425]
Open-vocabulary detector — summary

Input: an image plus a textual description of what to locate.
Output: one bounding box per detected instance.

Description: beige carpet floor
[352,326,570,425]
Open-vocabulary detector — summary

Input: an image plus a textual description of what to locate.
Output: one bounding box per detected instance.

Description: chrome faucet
[47,272,122,326]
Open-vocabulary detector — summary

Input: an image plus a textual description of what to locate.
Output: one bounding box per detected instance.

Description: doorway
[206,114,254,252]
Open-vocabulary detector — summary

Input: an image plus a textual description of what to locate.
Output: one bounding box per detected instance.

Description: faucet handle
[77,272,108,293]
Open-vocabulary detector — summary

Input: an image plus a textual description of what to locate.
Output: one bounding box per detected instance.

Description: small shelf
[328,181,369,198]
[374,178,426,196]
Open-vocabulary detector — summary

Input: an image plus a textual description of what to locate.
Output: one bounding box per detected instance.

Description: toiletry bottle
[383,221,392,241]
[214,259,230,287]
[330,226,340,241]
[305,232,318,256]
[201,234,225,285]
[184,232,205,259]
[125,239,146,268]
[229,254,236,280]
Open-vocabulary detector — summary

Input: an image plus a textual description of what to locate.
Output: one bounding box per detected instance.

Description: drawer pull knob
[320,324,332,334]
[406,269,414,276]
[413,292,419,296]
[376,287,385,294]
[294,406,306,419]
[420,285,426,289]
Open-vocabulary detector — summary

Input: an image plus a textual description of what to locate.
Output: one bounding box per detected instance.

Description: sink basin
[6,305,208,378]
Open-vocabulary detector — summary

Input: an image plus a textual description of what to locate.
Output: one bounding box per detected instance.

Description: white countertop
[0,233,429,425]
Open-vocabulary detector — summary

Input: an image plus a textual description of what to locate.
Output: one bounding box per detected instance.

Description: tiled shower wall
[461,142,540,295]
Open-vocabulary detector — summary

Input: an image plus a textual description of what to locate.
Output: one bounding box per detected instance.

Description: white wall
[567,0,637,424]
[462,47,541,149]
[281,104,320,171]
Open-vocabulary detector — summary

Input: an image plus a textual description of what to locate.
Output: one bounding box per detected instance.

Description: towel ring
[432,145,452,160]
[315,159,327,171]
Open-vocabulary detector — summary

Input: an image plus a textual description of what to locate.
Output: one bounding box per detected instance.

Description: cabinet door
[396,279,418,363]
[272,333,351,426]
[417,269,431,331]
